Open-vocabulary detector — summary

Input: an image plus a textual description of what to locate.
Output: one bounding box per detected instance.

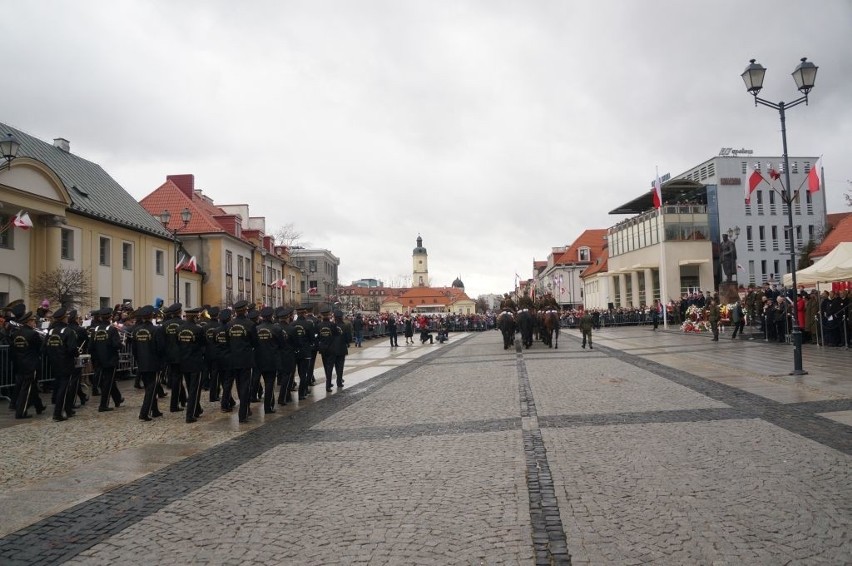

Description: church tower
[412,235,429,287]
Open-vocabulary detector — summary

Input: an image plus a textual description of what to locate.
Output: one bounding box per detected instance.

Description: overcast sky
[3,1,851,298]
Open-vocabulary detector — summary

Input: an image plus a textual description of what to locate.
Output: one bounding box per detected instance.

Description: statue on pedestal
[720,234,737,283]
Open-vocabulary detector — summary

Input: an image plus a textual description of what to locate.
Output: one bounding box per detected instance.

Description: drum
[75,354,91,368]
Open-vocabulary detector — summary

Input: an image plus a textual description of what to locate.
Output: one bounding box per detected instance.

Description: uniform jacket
[178,320,206,373]
[92,322,122,368]
[44,322,78,377]
[131,321,165,373]
[254,320,284,372]
[226,315,257,369]
[162,316,183,364]
[11,325,43,375]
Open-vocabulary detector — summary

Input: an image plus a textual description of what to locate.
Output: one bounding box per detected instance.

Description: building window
[226,250,233,295]
[122,242,133,270]
[155,250,164,275]
[578,247,591,262]
[61,229,74,260]
[99,296,111,309]
[0,215,13,249]
[309,260,317,273]
[184,282,191,307]
[99,237,111,266]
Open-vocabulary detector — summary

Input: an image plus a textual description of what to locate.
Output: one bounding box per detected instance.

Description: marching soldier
[316,307,338,391]
[161,303,187,412]
[11,310,46,418]
[44,308,78,421]
[67,310,90,408]
[92,307,124,411]
[331,310,350,389]
[290,305,313,401]
[179,307,207,423]
[131,305,165,421]
[254,306,284,414]
[215,309,235,412]
[202,306,220,397]
[227,300,258,423]
[276,307,296,406]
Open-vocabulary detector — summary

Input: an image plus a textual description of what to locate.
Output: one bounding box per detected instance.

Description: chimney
[167,174,195,199]
[53,138,70,152]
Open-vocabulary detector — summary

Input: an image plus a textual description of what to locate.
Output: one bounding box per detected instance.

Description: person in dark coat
[202,306,220,397]
[579,311,594,349]
[43,308,78,421]
[67,310,90,408]
[11,311,46,418]
[387,315,398,347]
[331,310,350,388]
[131,305,165,421]
[179,307,207,423]
[352,313,364,347]
[403,316,414,345]
[254,306,284,413]
[227,300,258,422]
[316,307,340,392]
[92,307,124,411]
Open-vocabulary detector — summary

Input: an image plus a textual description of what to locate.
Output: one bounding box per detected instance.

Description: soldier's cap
[68,309,78,321]
[18,311,34,324]
[277,307,294,318]
[247,309,260,320]
[319,306,332,315]
[52,307,68,319]
[89,308,101,317]
[218,308,233,322]
[185,306,203,315]
[11,303,27,319]
[164,302,182,314]
[297,303,311,311]
[99,307,114,317]
[260,306,274,318]
[233,299,249,311]
[137,305,155,318]
[333,310,344,319]
[207,306,220,317]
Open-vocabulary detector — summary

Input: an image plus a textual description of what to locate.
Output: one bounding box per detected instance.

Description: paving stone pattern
[1,331,850,565]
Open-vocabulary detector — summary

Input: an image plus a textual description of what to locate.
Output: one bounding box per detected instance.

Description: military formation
[2,300,351,424]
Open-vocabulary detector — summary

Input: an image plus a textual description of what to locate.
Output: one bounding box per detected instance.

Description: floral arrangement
[681,319,711,333]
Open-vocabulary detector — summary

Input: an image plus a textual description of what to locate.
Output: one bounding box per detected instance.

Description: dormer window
[578,246,591,262]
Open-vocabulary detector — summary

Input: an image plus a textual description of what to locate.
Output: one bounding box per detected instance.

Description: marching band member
[131,305,165,421]
[92,307,124,412]
[44,308,78,422]
[11,310,46,418]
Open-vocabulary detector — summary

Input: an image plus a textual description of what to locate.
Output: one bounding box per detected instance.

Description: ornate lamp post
[159,207,192,304]
[741,57,818,375]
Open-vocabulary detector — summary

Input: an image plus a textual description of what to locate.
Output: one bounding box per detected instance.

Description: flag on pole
[652,175,662,209]
[175,254,186,272]
[13,211,33,230]
[768,167,781,180]
[308,287,318,295]
[807,156,823,193]
[185,256,198,273]
[745,167,763,203]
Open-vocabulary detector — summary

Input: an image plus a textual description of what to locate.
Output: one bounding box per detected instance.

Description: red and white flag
[652,175,662,209]
[807,156,823,193]
[308,287,318,295]
[175,254,186,272]
[273,278,287,288]
[13,210,33,230]
[185,256,198,273]
[745,167,763,204]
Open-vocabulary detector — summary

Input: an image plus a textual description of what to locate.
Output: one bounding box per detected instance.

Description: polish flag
[768,168,781,180]
[175,254,186,272]
[185,256,198,273]
[652,175,662,209]
[745,167,763,204]
[13,210,33,230]
[807,156,823,193]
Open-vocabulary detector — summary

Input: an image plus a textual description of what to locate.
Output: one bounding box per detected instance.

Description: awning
[678,259,710,266]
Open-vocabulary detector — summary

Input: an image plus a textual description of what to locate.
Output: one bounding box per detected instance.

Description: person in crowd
[11,310,46,419]
[730,299,745,340]
[92,307,124,412]
[44,308,78,421]
[254,306,283,414]
[131,305,165,421]
[579,310,593,349]
[403,315,414,345]
[387,314,399,347]
[179,307,207,423]
[227,300,258,423]
[708,298,720,341]
[352,313,364,348]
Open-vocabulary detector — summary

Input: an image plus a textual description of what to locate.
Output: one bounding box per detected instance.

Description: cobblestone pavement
[0,328,849,565]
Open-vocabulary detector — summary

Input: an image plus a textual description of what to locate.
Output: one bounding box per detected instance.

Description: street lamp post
[741,57,818,375]
[159,207,192,304]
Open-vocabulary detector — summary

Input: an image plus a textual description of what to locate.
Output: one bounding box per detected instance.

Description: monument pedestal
[719,282,739,304]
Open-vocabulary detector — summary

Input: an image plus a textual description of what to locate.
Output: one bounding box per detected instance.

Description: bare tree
[475,295,489,314]
[273,222,310,249]
[845,180,851,207]
[28,267,93,309]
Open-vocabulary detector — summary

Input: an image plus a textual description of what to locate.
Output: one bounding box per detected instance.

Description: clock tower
[412,235,429,287]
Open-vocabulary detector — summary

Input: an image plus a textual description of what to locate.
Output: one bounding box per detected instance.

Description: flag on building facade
[185,256,198,273]
[308,287,318,295]
[175,254,186,272]
[807,156,823,193]
[13,210,33,230]
[745,167,763,203]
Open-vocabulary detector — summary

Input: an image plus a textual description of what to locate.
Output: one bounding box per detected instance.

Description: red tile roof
[556,229,607,265]
[581,248,609,278]
[812,213,852,259]
[140,179,230,235]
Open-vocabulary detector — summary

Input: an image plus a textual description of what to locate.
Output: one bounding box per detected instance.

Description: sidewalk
[0,329,849,565]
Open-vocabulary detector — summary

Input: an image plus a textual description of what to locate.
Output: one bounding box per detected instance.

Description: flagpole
[657,167,669,329]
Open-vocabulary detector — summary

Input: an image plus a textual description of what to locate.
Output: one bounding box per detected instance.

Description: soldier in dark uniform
[87,309,103,396]
[11,311,46,418]
[201,306,219,395]
[227,300,258,423]
[161,303,186,412]
[215,309,234,411]
[179,307,207,423]
[92,307,124,411]
[331,310,350,389]
[67,310,90,408]
[290,305,313,401]
[44,308,78,421]
[246,307,263,401]
[276,307,296,406]
[305,306,319,386]
[254,306,284,413]
[316,307,339,392]
[131,305,165,421]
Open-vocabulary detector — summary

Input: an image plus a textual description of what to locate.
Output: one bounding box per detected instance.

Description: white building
[596,152,827,308]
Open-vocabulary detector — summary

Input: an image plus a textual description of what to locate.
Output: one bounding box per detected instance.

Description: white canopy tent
[783,242,852,287]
